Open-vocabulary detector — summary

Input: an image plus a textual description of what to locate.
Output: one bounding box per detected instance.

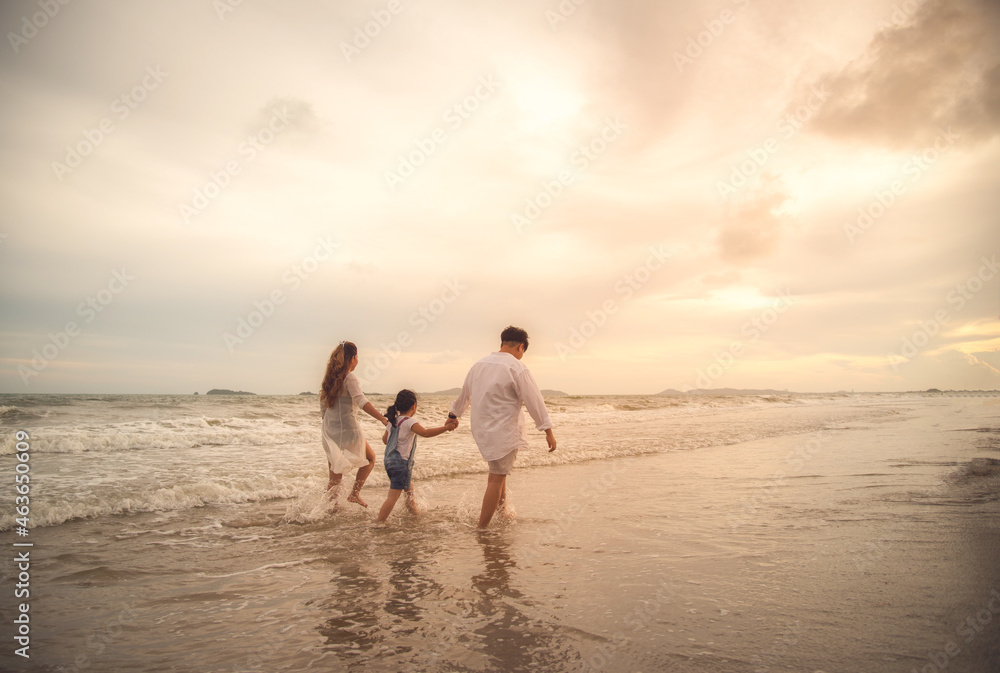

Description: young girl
[376,389,458,522]
[320,341,390,507]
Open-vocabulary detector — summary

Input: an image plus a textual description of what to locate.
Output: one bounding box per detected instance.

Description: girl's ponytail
[388,389,417,427]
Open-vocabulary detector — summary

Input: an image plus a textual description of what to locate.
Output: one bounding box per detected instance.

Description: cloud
[965,352,1000,377]
[423,350,463,365]
[251,96,320,135]
[1,0,997,394]
[802,0,1000,148]
[700,269,743,288]
[889,348,1000,390]
[716,184,793,265]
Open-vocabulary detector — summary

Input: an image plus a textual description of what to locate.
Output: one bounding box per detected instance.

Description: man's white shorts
[487,449,518,475]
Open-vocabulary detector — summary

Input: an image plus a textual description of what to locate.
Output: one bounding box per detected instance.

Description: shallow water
[1,393,998,671]
[0,391,866,531]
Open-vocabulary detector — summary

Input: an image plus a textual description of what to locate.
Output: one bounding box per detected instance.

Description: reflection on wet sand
[313,529,457,668]
[472,529,523,599]
[309,526,587,671]
[315,563,384,658]
[471,530,584,672]
[385,557,433,623]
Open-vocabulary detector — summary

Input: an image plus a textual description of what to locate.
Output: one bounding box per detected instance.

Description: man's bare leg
[479,473,507,528]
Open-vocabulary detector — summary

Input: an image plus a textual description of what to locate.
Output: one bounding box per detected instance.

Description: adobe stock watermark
[728,430,827,531]
[750,620,804,673]
[876,0,930,31]
[383,74,500,193]
[886,255,998,373]
[716,83,828,199]
[213,0,245,20]
[545,0,588,29]
[230,630,286,672]
[849,462,951,573]
[340,0,404,63]
[223,237,336,353]
[582,577,684,673]
[179,105,294,225]
[555,246,670,360]
[510,116,627,234]
[18,269,135,385]
[673,0,752,74]
[852,517,916,574]
[843,127,960,244]
[850,448,998,578]
[521,461,630,568]
[910,587,1000,673]
[54,599,140,673]
[357,278,466,384]
[51,65,168,182]
[690,289,795,389]
[7,0,72,54]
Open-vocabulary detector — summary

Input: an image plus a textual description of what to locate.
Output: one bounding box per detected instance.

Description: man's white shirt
[451,351,553,461]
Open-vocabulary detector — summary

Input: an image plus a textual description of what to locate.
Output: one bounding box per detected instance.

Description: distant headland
[205,389,256,395]
[658,388,790,396]
[427,387,568,396]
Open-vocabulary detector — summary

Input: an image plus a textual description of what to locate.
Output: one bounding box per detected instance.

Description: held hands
[444,417,459,431]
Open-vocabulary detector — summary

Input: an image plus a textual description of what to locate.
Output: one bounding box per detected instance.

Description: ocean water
[0,391,864,531]
[1,392,998,672]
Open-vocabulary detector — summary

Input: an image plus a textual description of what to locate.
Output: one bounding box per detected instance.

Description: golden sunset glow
[1,0,997,394]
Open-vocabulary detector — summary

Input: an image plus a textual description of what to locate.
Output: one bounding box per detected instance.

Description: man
[451,326,557,528]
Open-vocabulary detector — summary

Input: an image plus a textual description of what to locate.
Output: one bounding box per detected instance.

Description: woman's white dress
[321,372,371,474]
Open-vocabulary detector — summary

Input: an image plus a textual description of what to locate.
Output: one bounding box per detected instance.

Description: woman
[320,341,388,507]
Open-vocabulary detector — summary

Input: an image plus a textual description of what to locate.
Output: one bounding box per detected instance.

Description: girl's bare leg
[377,489,402,522]
[405,485,419,515]
[348,443,376,508]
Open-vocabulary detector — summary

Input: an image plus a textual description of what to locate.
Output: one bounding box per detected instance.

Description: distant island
[428,387,568,396]
[205,389,256,395]
[298,391,315,396]
[658,388,791,396]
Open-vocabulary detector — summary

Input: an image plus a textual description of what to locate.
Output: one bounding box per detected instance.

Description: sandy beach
[1,393,998,672]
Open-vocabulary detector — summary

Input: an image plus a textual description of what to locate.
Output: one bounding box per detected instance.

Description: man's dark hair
[500,325,529,351]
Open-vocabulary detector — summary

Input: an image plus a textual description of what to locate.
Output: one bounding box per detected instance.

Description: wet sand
[3,396,998,672]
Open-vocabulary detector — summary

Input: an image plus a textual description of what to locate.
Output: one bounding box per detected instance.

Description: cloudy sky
[1,0,997,395]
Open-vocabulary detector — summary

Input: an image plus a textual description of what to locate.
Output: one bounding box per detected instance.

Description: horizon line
[2,388,999,396]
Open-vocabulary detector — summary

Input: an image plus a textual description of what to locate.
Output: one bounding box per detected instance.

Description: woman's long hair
[385,389,417,428]
[320,341,357,408]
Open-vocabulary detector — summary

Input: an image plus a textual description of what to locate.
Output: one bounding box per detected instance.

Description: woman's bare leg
[327,466,343,494]
[348,442,376,508]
